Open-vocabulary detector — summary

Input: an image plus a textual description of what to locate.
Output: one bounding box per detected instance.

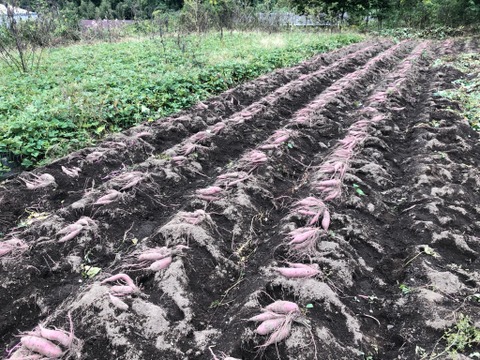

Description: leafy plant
[443,315,480,354]
[404,245,439,267]
[434,53,480,132]
[399,283,412,295]
[352,183,366,196]
[425,314,480,359]
[80,264,102,279]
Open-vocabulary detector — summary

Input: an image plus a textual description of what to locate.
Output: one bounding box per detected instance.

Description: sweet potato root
[20,174,56,190]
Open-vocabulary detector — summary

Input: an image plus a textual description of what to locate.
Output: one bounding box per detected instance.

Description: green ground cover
[434,52,480,132]
[0,31,362,168]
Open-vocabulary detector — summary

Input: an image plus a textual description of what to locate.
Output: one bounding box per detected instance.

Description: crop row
[0,43,442,358]
[0,41,384,237]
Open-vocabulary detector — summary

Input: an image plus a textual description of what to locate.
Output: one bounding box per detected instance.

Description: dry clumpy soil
[1,37,479,360]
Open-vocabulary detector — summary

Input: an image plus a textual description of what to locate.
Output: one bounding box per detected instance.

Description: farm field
[1,37,480,359]
[0,31,362,169]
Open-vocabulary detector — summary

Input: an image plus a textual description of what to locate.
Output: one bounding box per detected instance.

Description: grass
[0,30,363,168]
[433,52,480,132]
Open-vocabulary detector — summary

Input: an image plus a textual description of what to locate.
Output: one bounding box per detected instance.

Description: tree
[0,0,57,73]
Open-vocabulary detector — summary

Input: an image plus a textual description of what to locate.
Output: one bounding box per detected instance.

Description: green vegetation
[53,0,480,30]
[443,314,480,356]
[420,314,480,359]
[288,0,480,29]
[0,31,362,168]
[434,52,480,131]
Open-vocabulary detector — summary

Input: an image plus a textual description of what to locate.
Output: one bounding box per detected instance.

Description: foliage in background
[368,26,479,40]
[12,0,480,32]
[0,31,362,168]
[286,0,480,29]
[11,0,479,41]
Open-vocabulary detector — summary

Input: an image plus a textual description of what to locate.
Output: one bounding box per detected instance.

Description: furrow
[332,39,480,358]
[201,41,436,359]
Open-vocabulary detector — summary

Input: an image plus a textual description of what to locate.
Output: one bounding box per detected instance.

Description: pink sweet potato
[38,327,71,348]
[148,256,172,271]
[61,166,81,178]
[109,293,129,311]
[94,190,121,205]
[0,238,27,257]
[315,179,340,188]
[138,248,171,261]
[256,318,286,335]
[57,217,96,243]
[20,336,63,358]
[21,174,56,190]
[321,209,331,231]
[196,186,223,196]
[110,285,137,297]
[264,300,299,314]
[210,122,226,134]
[323,189,340,201]
[101,273,137,289]
[275,266,320,279]
[288,227,319,245]
[287,262,319,270]
[247,311,285,322]
[258,321,292,348]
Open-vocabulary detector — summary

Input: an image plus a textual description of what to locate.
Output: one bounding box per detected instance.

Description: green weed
[423,314,480,359]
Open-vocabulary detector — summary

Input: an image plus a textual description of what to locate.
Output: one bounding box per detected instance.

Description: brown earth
[0,37,479,360]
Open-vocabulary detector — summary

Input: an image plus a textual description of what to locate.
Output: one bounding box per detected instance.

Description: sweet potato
[57,217,95,243]
[288,227,319,245]
[94,190,121,205]
[86,151,106,163]
[196,186,223,195]
[111,171,144,191]
[61,166,81,178]
[275,266,320,279]
[101,273,137,289]
[20,336,63,358]
[196,186,224,201]
[57,224,83,243]
[210,122,226,134]
[38,327,71,348]
[321,209,331,231]
[149,256,172,271]
[0,238,28,257]
[109,293,129,311]
[137,248,171,262]
[126,245,187,270]
[256,318,286,335]
[258,321,292,348]
[110,285,137,297]
[180,210,208,225]
[20,174,56,190]
[264,300,299,314]
[247,311,285,322]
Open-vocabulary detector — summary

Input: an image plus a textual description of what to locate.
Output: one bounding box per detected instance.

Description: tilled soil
[1,37,479,360]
